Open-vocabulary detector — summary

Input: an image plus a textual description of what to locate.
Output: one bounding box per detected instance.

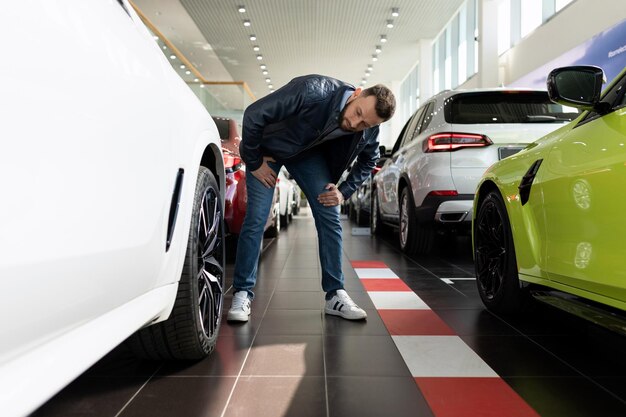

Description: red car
[213,117,280,245]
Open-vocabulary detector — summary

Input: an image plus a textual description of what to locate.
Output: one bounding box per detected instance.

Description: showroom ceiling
[133,0,465,100]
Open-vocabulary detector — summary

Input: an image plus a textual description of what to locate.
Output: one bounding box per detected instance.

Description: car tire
[355,204,367,226]
[128,167,225,360]
[474,190,531,314]
[399,187,433,255]
[370,190,385,235]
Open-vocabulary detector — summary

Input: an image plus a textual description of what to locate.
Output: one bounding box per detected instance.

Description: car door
[539,72,626,300]
[0,0,179,361]
[379,108,425,217]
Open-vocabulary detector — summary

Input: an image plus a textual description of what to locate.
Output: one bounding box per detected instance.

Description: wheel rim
[197,186,224,339]
[399,192,409,247]
[475,199,507,300]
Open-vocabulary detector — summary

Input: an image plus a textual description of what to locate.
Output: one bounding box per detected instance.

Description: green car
[473,64,626,333]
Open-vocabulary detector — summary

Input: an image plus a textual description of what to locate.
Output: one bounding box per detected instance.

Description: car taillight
[428,190,458,196]
[424,132,492,152]
[223,151,243,173]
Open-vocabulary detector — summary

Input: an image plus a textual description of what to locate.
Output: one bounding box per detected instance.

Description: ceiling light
[194,78,199,82]
[391,7,399,17]
[180,64,186,69]
[238,5,246,13]
[269,84,273,89]
[253,45,260,51]
[262,70,268,75]
[200,84,205,88]
[185,70,191,75]
[162,45,167,50]
[249,34,257,41]
[380,34,387,43]
[152,35,159,40]
[365,72,370,77]
[375,45,382,53]
[169,54,176,60]
[266,79,271,83]
[368,64,373,69]
[372,54,378,61]
[256,54,263,60]
[243,19,251,27]
[260,64,267,69]
[386,20,394,28]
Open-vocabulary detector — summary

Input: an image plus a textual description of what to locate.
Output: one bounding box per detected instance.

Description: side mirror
[547,66,604,111]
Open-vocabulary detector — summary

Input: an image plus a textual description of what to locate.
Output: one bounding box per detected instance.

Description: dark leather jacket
[240,74,379,199]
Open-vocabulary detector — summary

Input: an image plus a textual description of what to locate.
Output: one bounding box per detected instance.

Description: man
[227,74,395,322]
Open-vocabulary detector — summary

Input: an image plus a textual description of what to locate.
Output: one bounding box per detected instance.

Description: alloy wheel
[197,186,224,339]
[475,199,507,300]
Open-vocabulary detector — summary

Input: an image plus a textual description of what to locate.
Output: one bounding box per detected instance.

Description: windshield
[446,91,581,124]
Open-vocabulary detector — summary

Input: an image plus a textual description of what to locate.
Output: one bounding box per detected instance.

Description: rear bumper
[415,194,474,224]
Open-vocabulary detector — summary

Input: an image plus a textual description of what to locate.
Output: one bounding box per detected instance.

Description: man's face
[338,91,384,132]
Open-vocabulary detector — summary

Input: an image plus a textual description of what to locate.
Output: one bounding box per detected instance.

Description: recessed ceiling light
[153,35,159,40]
[386,20,394,28]
[253,45,260,51]
[262,70,268,75]
[391,7,399,17]
[249,34,257,41]
[269,84,273,89]
[243,19,251,27]
[380,35,387,43]
[185,70,191,75]
[200,84,205,88]
[170,54,176,60]
[365,72,370,77]
[375,45,382,53]
[238,5,246,13]
[162,45,167,50]
[180,64,186,69]
[194,78,199,82]
[256,54,263,60]
[265,78,271,83]
[372,54,378,61]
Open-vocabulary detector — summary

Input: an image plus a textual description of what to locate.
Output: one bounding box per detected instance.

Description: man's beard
[337,102,353,131]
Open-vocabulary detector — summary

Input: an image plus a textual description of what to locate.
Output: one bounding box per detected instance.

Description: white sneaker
[324,289,367,320]
[227,291,251,322]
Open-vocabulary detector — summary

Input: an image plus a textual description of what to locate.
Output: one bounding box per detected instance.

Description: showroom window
[497,0,576,55]
[432,0,478,94]
[400,64,420,125]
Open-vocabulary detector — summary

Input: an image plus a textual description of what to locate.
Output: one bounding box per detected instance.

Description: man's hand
[317,183,344,207]
[251,156,277,188]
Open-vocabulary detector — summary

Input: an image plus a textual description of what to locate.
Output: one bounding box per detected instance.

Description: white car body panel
[0,1,222,415]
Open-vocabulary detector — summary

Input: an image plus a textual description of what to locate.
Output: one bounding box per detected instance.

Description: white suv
[372,88,579,254]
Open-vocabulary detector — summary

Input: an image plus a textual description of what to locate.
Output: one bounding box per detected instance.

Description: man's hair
[362,84,396,121]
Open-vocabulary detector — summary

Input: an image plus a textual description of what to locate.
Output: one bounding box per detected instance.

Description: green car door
[540,67,626,307]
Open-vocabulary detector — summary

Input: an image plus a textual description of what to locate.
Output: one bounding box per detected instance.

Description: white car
[277,166,296,227]
[0,2,225,416]
[372,88,580,254]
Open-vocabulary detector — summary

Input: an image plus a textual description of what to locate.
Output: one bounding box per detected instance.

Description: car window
[445,91,580,124]
[212,117,230,140]
[392,118,411,154]
[580,72,626,124]
[400,107,426,148]
[416,102,435,133]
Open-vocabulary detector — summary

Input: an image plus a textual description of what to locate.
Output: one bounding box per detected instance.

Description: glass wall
[496,0,575,55]
[432,0,478,94]
[432,0,575,93]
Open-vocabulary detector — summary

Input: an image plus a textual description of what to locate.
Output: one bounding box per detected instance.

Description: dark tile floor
[33,210,626,417]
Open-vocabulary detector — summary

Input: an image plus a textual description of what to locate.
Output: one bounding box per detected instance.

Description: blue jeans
[233,150,344,299]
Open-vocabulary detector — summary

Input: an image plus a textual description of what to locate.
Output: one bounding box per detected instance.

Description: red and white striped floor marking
[352,260,540,417]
